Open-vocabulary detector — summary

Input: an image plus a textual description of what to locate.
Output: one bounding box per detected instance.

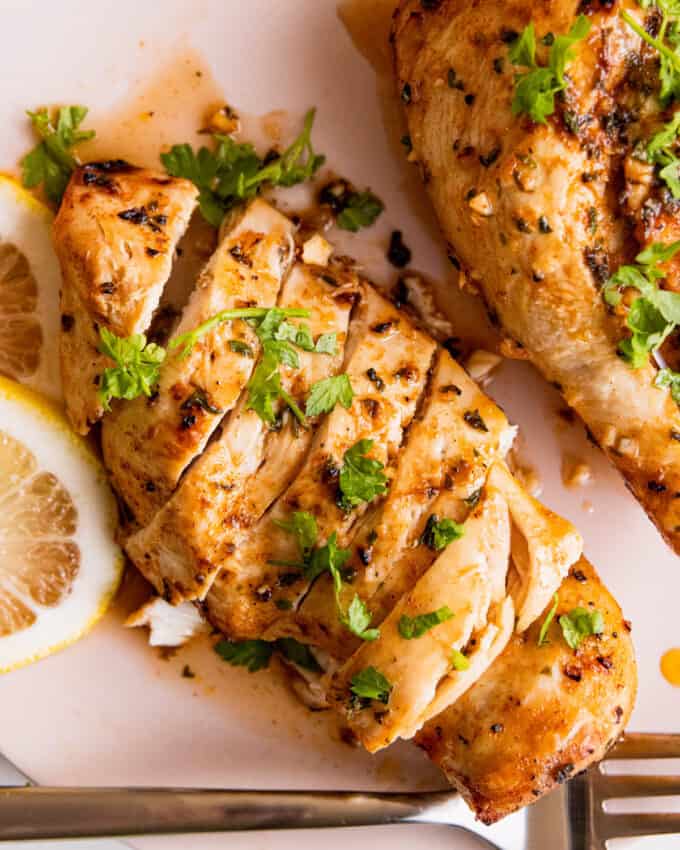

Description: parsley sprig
[509,16,591,123]
[603,241,680,367]
[558,607,604,649]
[350,666,392,703]
[214,636,321,673]
[398,606,454,639]
[97,328,166,410]
[305,374,354,417]
[421,514,465,551]
[273,511,379,641]
[645,112,680,197]
[162,108,325,226]
[621,2,680,105]
[21,105,95,204]
[337,439,389,512]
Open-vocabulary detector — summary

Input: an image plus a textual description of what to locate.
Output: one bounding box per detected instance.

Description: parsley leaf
[169,307,310,359]
[97,328,166,410]
[655,366,680,404]
[315,333,338,355]
[305,374,354,417]
[162,108,325,226]
[603,241,680,366]
[558,607,604,650]
[336,191,384,232]
[246,348,307,426]
[646,112,680,197]
[621,6,680,105]
[350,666,393,703]
[214,639,273,672]
[21,105,95,204]
[275,637,322,672]
[307,531,351,583]
[398,606,455,639]
[337,439,389,511]
[537,593,559,647]
[451,648,471,671]
[509,16,591,123]
[341,594,380,641]
[274,511,318,559]
[421,514,465,551]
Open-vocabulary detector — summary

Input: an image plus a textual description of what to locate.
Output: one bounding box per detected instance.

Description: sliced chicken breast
[392,0,680,552]
[54,161,198,434]
[101,199,295,525]
[205,285,436,638]
[125,263,357,602]
[416,558,636,824]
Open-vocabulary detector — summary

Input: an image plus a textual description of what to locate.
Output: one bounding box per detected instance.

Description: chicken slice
[54,161,198,434]
[329,488,513,752]
[205,285,436,638]
[415,558,637,824]
[101,199,295,525]
[392,0,680,552]
[124,263,357,603]
[270,347,515,654]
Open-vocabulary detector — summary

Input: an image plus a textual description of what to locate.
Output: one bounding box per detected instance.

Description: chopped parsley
[246,348,307,426]
[537,593,559,647]
[621,3,680,105]
[305,374,354,417]
[319,181,384,232]
[21,105,95,204]
[349,666,392,703]
[337,439,389,511]
[451,648,471,671]
[645,112,680,197]
[508,16,591,123]
[421,514,465,551]
[273,512,378,640]
[215,637,321,673]
[162,108,325,226]
[97,328,166,410]
[559,607,604,650]
[655,366,680,404]
[398,606,455,639]
[603,241,680,367]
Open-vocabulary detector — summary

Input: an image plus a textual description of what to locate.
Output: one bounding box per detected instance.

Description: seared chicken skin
[54,161,197,434]
[416,558,636,824]
[393,0,680,553]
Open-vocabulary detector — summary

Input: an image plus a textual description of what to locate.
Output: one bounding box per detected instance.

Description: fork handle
[0,787,456,841]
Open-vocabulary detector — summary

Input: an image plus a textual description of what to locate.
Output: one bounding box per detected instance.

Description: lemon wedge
[0,176,61,399]
[0,376,122,672]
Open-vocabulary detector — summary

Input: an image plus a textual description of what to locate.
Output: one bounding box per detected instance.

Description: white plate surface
[0,2,678,849]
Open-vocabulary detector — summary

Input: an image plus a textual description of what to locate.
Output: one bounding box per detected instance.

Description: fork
[0,733,677,848]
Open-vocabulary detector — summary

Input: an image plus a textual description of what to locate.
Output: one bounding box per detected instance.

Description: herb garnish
[508,16,591,123]
[21,105,95,204]
[398,606,455,639]
[319,181,384,232]
[162,109,325,226]
[97,328,166,410]
[214,636,321,673]
[421,515,465,551]
[655,366,680,403]
[273,511,379,640]
[621,3,680,106]
[337,439,389,511]
[537,593,559,647]
[644,112,680,197]
[603,241,680,367]
[305,374,354,417]
[451,648,471,671]
[558,607,604,649]
[349,666,393,703]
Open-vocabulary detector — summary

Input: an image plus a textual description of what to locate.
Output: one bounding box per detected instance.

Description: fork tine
[599,812,680,839]
[606,733,680,759]
[595,773,680,798]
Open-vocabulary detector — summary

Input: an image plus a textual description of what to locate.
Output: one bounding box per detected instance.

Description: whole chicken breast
[392,0,680,552]
[54,161,198,434]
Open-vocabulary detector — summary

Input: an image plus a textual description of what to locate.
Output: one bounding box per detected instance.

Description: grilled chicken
[416,557,636,824]
[101,199,295,525]
[392,0,680,553]
[125,262,357,602]
[205,285,436,637]
[54,161,198,434]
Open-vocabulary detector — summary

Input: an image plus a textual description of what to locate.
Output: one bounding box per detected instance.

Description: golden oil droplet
[660,648,680,686]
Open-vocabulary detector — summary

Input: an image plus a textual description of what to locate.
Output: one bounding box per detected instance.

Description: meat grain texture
[392,0,680,552]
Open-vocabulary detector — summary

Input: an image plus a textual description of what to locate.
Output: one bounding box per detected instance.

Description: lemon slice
[0,376,122,672]
[0,176,61,399]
